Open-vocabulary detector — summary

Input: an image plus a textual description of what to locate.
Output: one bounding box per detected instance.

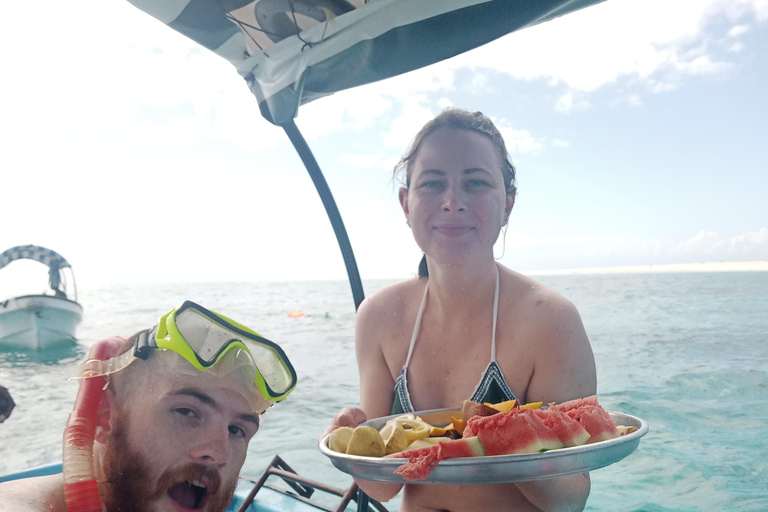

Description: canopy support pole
[283,121,366,311]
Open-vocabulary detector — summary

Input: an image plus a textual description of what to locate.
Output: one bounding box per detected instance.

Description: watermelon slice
[464,408,565,455]
[550,395,600,413]
[551,396,620,443]
[390,437,485,481]
[533,409,591,447]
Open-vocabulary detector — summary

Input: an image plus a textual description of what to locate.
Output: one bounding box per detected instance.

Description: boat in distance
[0,245,83,351]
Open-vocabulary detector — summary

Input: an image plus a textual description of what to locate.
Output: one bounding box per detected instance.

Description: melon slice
[390,436,485,481]
[533,409,590,447]
[551,396,620,443]
[464,408,564,455]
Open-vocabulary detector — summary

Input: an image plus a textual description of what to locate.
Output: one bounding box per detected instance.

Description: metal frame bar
[282,120,366,311]
[236,455,388,512]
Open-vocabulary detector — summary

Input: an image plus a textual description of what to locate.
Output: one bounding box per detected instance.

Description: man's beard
[100,410,239,512]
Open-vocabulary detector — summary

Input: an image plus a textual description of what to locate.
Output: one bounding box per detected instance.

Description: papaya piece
[486,400,517,413]
[462,400,499,420]
[451,416,467,436]
[430,425,449,436]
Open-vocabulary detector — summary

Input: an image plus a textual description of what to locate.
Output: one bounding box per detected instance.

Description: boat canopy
[126,0,609,312]
[127,0,607,126]
[0,245,71,272]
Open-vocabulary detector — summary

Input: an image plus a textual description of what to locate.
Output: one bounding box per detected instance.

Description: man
[0,301,297,512]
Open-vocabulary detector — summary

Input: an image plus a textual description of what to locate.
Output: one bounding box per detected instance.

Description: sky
[1,0,767,291]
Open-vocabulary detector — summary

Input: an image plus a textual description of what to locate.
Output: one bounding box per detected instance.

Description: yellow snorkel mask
[82,301,297,414]
[138,300,297,401]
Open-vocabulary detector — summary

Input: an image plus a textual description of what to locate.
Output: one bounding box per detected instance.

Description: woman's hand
[0,385,15,423]
[320,407,368,441]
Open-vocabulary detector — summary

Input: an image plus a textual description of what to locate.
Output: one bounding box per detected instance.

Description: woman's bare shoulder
[500,267,588,349]
[501,267,575,310]
[357,277,424,323]
[499,267,596,401]
[355,277,424,350]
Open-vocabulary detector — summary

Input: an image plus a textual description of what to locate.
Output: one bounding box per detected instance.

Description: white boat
[0,245,83,351]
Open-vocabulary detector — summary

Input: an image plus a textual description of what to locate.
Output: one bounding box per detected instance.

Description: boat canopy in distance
[0,245,72,272]
[127,0,607,126]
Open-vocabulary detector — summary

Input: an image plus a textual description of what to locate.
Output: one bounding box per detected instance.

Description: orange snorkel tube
[63,337,125,512]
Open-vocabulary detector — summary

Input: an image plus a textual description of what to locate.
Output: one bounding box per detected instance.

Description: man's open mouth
[167,480,210,510]
[165,466,221,512]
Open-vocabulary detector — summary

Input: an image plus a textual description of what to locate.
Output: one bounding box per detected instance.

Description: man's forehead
[162,373,251,405]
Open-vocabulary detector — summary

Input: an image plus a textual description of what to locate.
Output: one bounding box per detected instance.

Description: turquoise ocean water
[1,272,766,511]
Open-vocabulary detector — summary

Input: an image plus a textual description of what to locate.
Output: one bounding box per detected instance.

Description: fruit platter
[319,397,648,485]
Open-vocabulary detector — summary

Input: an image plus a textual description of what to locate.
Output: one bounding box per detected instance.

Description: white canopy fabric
[127,0,607,125]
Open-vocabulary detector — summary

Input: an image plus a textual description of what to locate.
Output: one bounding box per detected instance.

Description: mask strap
[134,326,158,360]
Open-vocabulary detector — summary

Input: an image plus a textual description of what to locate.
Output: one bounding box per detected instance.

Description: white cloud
[554,92,574,114]
[338,153,390,170]
[676,231,726,256]
[728,24,751,37]
[438,0,766,111]
[496,126,542,154]
[299,85,393,138]
[675,228,768,260]
[677,55,732,76]
[551,139,572,148]
[504,228,768,271]
[554,91,592,114]
[437,97,454,109]
[380,94,437,150]
[609,94,644,107]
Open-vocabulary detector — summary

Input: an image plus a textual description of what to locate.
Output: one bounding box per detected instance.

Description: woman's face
[399,128,514,266]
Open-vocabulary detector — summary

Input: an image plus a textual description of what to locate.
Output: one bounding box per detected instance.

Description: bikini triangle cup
[391,266,517,415]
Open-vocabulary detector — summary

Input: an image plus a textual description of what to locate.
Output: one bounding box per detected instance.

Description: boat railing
[237,455,388,512]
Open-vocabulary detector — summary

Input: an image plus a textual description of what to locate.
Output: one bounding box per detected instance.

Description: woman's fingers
[320,407,368,440]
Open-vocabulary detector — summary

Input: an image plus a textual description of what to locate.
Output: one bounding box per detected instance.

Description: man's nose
[442,183,467,212]
[189,423,232,466]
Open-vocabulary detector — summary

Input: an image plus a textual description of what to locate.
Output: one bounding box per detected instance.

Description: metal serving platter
[319,408,649,485]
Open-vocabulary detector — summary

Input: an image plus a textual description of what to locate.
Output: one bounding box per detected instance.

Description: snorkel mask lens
[154,301,297,402]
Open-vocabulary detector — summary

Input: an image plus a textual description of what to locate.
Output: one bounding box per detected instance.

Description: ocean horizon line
[10,260,764,291]
[523,260,768,276]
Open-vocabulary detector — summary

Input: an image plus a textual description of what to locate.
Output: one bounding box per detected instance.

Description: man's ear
[94,384,118,445]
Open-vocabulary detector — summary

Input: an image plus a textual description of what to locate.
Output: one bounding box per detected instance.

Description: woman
[327,109,597,511]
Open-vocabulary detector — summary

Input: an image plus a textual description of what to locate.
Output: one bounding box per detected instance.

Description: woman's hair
[394,108,517,278]
[394,108,517,194]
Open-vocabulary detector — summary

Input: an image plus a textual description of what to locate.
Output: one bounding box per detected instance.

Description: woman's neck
[424,257,498,318]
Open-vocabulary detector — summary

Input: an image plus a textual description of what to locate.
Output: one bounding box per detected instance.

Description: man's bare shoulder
[0,474,66,512]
